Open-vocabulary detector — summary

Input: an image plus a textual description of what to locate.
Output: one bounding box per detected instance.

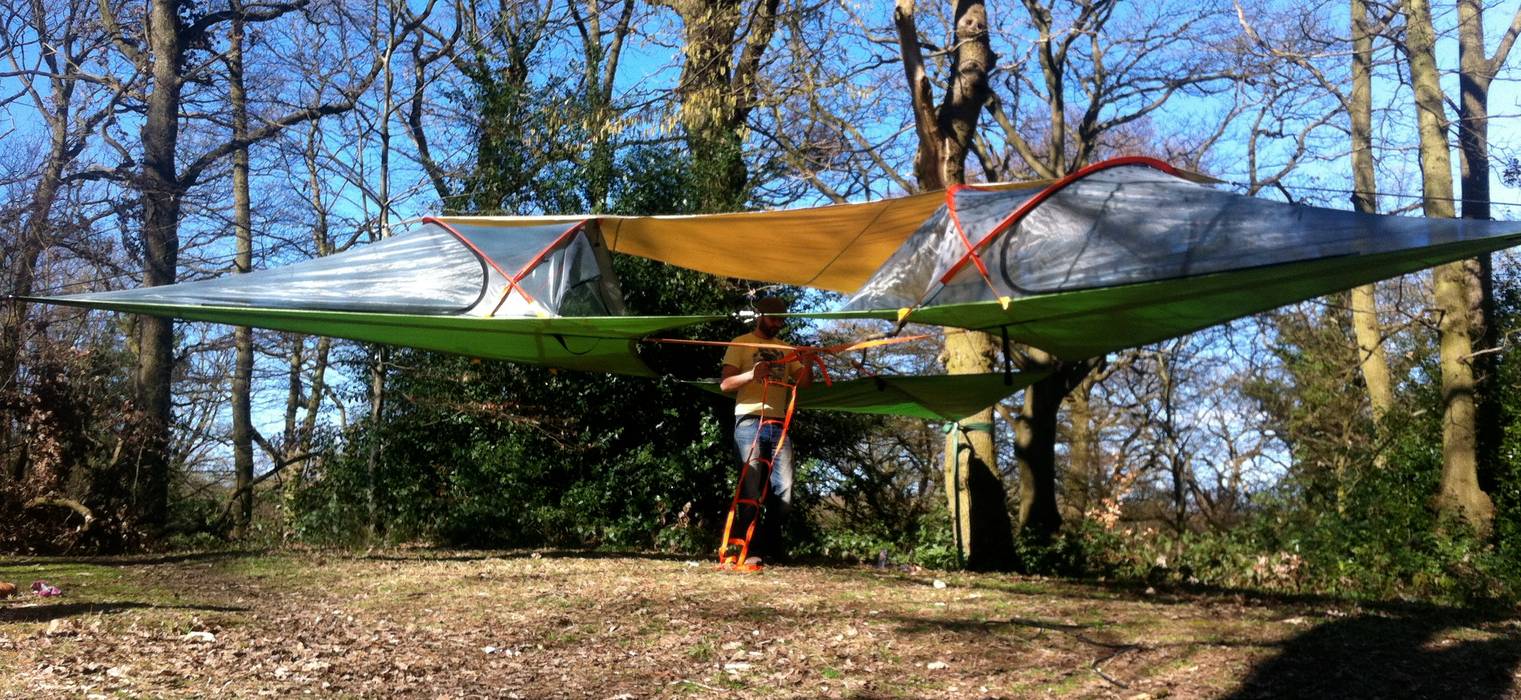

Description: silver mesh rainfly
[846,164,1521,310]
[57,219,628,318]
[68,223,486,314]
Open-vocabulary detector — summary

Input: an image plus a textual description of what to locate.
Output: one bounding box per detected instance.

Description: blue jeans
[732,415,794,558]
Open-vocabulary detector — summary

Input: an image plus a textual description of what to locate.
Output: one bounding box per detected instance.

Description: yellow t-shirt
[722,332,803,417]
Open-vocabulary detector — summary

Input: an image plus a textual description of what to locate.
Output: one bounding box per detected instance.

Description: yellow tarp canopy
[437,186,1035,293]
[438,166,1221,293]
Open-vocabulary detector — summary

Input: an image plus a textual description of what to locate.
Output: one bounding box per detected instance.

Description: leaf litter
[0,550,1515,698]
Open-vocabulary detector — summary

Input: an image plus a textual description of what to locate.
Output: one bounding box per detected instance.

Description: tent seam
[801,200,896,290]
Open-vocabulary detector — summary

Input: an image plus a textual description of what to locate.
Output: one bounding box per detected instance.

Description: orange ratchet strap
[642,333,930,388]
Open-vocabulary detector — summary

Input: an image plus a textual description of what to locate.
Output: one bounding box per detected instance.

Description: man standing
[719,297,813,566]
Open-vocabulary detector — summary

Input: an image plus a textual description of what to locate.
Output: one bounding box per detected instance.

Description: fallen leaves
[1,550,1475,699]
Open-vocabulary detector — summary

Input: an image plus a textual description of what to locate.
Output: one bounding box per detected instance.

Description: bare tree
[1401,0,1494,533]
[1455,0,1521,488]
[95,0,424,529]
[1232,0,1398,440]
[1347,0,1395,433]
[228,0,255,537]
[895,0,1017,570]
[986,0,1243,542]
[0,0,132,490]
[659,0,781,211]
[569,0,639,210]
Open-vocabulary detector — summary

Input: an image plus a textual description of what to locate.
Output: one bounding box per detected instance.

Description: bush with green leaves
[1067,399,1517,603]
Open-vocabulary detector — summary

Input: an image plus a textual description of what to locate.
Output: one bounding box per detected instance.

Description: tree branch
[95,0,144,68]
[25,495,95,530]
[894,0,943,190]
[1487,4,1521,77]
[181,0,440,187]
[984,92,1053,179]
[186,0,309,43]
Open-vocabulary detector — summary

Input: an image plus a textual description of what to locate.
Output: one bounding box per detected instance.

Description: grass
[0,549,1517,698]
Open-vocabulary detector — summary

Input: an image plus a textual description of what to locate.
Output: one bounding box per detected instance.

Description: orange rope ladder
[716,374,800,572]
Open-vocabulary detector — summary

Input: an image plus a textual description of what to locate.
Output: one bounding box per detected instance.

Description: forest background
[3,0,1521,605]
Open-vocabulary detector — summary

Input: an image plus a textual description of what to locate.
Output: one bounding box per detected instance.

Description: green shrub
[803,503,962,570]
[1065,443,1519,604]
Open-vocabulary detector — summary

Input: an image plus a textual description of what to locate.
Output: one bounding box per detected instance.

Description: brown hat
[753,297,789,314]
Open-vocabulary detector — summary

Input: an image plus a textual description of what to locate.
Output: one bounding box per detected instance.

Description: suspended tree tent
[30,158,1521,419]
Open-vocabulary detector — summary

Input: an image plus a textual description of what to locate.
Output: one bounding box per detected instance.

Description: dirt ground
[1,549,1519,698]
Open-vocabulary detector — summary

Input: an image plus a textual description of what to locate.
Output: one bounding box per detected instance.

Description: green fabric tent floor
[28,226,1521,416]
[811,232,1521,359]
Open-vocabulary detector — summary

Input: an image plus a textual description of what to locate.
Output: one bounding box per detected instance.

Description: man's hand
[752,360,770,379]
[793,354,814,389]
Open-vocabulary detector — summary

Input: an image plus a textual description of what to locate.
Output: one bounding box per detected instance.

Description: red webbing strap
[944,184,1000,298]
[937,157,1181,285]
[771,348,831,386]
[487,221,588,317]
[426,216,533,305]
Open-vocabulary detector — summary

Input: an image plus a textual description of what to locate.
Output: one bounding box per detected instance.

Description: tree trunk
[1014,358,1064,539]
[1455,0,1521,493]
[1064,373,1097,517]
[1157,351,1186,534]
[895,0,1016,570]
[676,5,745,210]
[229,7,256,539]
[284,128,336,530]
[573,0,636,211]
[669,0,779,211]
[300,338,332,447]
[934,1,992,186]
[943,330,1016,569]
[367,347,386,541]
[133,0,188,530]
[365,16,399,542]
[1402,0,1494,533]
[1347,0,1393,433]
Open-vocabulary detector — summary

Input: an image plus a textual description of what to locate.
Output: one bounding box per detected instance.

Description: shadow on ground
[0,600,250,623]
[356,548,696,564]
[1224,605,1521,699]
[3,550,262,568]
[878,575,1521,698]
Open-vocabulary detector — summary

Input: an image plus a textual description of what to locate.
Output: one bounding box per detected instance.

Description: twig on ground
[1091,645,1138,689]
